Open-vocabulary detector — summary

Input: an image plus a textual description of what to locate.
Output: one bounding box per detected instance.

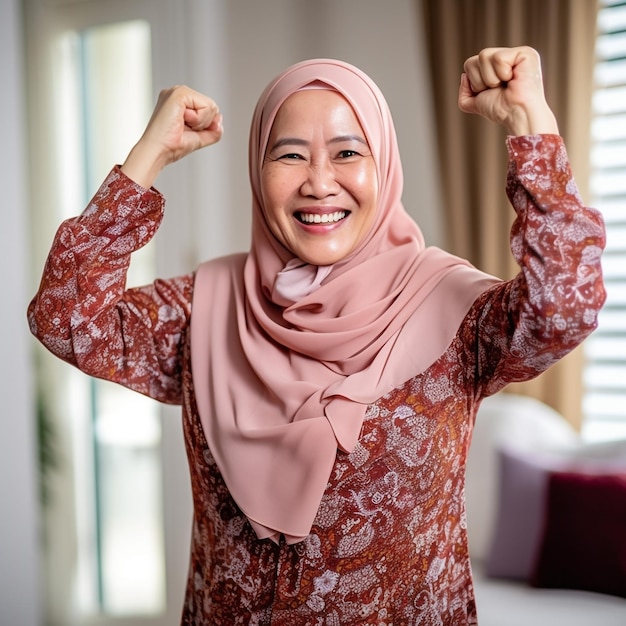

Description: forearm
[473,135,606,393]
[506,134,605,335]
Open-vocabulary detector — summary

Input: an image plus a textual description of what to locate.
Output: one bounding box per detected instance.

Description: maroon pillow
[531,471,626,598]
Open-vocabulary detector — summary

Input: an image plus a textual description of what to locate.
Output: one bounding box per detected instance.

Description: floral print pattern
[28,136,605,625]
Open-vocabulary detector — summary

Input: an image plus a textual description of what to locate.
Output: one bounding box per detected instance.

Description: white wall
[0,0,42,624]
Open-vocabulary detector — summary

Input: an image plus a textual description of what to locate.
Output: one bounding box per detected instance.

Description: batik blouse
[28,135,605,625]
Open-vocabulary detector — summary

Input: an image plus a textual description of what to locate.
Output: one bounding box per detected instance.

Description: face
[261,89,378,266]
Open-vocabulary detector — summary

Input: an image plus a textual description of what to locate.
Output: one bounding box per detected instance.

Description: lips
[295,210,348,224]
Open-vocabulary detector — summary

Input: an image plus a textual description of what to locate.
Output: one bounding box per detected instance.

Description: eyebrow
[268,134,368,152]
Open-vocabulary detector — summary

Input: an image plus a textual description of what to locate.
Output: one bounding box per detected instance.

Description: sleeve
[27,166,194,405]
[463,134,606,397]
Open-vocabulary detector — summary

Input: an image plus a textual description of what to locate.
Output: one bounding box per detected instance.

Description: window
[56,20,166,616]
[26,1,194,624]
[582,0,626,442]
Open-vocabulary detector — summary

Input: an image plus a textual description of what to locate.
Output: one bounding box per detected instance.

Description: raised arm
[27,168,194,404]
[454,47,605,394]
[28,85,223,402]
[466,134,606,396]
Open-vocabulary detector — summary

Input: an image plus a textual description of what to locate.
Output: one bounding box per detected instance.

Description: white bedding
[472,561,626,626]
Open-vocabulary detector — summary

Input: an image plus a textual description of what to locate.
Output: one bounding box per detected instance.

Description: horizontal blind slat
[583,0,626,442]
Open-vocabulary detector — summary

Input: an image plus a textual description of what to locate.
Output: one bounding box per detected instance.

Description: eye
[264,152,306,165]
[338,149,359,158]
[278,152,305,161]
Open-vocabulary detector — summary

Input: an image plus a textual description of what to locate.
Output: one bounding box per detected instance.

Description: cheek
[260,171,294,244]
[260,169,274,206]
[261,168,293,211]
[260,171,283,221]
[354,163,379,211]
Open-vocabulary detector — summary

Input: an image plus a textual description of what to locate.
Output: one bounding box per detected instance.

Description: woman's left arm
[454,46,605,395]
[468,134,606,395]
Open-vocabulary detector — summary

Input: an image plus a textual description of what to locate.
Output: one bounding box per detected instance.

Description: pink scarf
[191,59,499,543]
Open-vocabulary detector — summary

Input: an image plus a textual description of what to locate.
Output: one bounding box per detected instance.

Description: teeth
[299,211,347,224]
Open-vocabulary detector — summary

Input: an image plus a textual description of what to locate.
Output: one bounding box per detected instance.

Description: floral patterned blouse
[28,135,605,625]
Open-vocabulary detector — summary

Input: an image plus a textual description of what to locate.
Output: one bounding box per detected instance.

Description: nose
[300,158,340,198]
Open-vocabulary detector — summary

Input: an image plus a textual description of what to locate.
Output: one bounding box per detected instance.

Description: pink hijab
[191,59,499,544]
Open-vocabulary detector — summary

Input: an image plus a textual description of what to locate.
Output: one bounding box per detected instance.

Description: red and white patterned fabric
[28,135,605,625]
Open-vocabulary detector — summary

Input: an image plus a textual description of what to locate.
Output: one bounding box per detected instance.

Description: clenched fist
[122,85,223,189]
[458,46,559,136]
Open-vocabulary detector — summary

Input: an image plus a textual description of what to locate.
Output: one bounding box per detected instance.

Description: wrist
[121,139,171,189]
[505,103,559,136]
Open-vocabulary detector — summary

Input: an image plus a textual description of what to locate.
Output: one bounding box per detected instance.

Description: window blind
[582,0,626,442]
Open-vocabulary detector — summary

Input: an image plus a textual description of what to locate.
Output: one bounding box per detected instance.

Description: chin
[294,244,354,267]
[299,253,345,266]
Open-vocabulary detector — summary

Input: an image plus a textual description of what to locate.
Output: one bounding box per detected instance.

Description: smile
[296,210,348,224]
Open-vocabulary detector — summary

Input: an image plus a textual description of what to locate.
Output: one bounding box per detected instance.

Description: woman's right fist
[145,85,223,161]
[122,85,223,188]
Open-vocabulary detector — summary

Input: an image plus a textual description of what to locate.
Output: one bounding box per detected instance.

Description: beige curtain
[421,0,599,427]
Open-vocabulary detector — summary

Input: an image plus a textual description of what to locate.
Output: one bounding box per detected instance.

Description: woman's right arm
[27,167,193,404]
[28,85,224,403]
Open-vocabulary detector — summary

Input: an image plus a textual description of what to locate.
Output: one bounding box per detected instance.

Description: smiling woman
[27,51,606,625]
[260,89,378,266]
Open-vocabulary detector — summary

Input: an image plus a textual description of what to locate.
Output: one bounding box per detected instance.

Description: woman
[29,47,605,624]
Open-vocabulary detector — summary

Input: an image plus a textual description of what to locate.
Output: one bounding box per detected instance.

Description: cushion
[484,446,554,580]
[466,392,579,561]
[483,438,626,597]
[531,470,626,598]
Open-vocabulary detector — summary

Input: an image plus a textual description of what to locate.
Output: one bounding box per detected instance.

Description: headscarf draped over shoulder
[191,59,499,544]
